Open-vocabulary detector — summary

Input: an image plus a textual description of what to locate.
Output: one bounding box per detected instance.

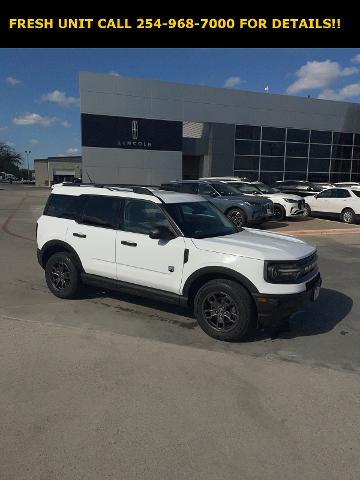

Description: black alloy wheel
[202,291,240,333]
[194,279,255,341]
[45,252,81,299]
[50,260,71,291]
[273,204,285,221]
[227,208,247,228]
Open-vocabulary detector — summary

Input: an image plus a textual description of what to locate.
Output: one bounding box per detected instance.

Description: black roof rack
[59,182,165,200]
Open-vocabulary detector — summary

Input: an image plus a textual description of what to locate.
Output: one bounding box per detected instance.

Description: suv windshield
[164,201,238,239]
[253,182,279,194]
[210,182,242,196]
[230,182,261,194]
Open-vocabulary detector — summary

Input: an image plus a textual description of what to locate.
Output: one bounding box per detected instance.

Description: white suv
[305,187,360,223]
[201,177,305,221]
[36,184,321,341]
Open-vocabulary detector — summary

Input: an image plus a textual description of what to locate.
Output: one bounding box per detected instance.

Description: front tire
[226,208,247,228]
[273,204,286,221]
[304,204,312,217]
[341,208,355,224]
[45,252,81,299]
[194,279,255,341]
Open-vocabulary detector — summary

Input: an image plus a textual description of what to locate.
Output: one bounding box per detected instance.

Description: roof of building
[34,156,81,163]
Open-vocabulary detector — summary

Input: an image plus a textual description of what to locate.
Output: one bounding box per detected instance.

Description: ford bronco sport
[37,184,321,341]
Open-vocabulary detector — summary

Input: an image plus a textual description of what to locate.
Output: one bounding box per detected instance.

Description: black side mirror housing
[149,225,175,240]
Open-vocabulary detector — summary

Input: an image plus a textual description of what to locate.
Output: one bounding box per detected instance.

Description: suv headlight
[284,198,298,203]
[265,254,318,284]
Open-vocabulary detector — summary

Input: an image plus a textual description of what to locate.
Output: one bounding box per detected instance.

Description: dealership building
[80,72,360,185]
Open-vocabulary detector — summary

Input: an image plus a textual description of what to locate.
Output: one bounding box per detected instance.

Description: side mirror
[149,225,175,240]
[209,191,219,198]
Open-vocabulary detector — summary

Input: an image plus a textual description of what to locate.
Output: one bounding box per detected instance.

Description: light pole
[25,150,31,181]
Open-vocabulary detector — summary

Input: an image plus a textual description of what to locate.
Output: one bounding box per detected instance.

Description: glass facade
[234,124,360,183]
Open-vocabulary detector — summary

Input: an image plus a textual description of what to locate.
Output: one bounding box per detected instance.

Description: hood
[263,193,303,201]
[222,194,271,205]
[191,228,315,261]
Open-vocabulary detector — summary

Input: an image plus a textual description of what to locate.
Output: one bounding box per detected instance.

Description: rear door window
[81,195,122,229]
[332,189,351,198]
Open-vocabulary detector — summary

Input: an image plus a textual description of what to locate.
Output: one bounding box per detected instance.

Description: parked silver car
[161,180,273,228]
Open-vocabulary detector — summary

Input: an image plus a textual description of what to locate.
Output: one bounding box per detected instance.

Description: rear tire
[45,252,81,299]
[341,208,355,224]
[194,279,255,341]
[273,204,286,221]
[226,208,247,228]
[304,204,311,217]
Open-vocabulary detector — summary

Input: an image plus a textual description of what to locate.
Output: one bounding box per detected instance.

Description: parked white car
[36,183,321,341]
[305,187,360,223]
[201,177,305,221]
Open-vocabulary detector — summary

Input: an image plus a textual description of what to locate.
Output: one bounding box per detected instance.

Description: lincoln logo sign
[117,119,152,148]
[131,120,138,140]
[81,113,182,151]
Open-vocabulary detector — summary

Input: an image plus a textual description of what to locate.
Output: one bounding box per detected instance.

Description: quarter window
[44,194,80,219]
[332,189,351,198]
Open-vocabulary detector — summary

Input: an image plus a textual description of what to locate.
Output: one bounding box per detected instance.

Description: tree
[0,142,23,175]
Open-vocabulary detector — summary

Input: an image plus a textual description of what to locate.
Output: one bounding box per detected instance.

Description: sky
[1,48,360,168]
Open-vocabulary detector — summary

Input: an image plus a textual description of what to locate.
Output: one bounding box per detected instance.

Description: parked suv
[37,184,321,341]
[305,187,360,223]
[201,177,305,221]
[161,180,273,228]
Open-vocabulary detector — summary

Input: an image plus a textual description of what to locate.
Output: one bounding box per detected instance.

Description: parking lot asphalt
[1,184,360,479]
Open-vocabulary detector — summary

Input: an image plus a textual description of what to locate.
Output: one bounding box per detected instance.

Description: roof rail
[58,182,161,197]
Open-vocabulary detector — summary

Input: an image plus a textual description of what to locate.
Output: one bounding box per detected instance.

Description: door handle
[121,240,137,247]
[73,232,86,238]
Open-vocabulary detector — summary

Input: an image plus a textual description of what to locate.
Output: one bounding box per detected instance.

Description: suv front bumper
[248,208,273,225]
[252,273,322,327]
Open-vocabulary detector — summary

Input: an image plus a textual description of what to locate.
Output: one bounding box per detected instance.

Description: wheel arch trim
[182,266,259,299]
[39,240,84,272]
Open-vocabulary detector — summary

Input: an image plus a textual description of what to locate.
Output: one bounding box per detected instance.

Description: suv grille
[262,203,273,214]
[297,252,318,280]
